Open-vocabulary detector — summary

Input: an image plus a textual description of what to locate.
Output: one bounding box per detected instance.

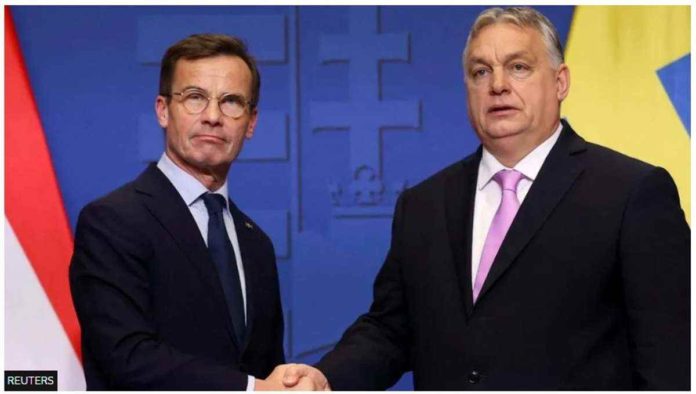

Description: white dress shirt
[471,123,563,287]
[157,153,255,390]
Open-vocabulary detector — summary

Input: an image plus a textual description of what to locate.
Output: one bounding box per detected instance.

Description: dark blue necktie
[201,193,246,346]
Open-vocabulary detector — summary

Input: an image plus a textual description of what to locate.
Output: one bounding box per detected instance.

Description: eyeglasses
[169,90,252,119]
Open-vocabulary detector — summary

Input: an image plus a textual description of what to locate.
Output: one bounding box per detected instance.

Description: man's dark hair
[159,33,261,109]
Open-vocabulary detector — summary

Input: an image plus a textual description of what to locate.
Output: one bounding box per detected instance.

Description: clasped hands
[256,363,331,391]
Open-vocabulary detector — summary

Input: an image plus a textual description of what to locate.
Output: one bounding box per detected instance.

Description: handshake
[256,364,331,391]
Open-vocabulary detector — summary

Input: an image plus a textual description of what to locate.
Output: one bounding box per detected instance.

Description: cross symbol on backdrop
[310,7,420,197]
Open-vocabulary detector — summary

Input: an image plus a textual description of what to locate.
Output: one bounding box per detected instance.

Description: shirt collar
[477,122,563,190]
[156,152,230,209]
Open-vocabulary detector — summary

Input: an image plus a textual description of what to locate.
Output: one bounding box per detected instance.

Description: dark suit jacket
[69,164,285,390]
[316,121,690,390]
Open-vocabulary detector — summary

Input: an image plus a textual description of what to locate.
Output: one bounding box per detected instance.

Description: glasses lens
[219,95,246,118]
[182,92,208,114]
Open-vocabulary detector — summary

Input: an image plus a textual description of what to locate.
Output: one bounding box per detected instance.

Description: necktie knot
[202,193,227,215]
[493,169,525,192]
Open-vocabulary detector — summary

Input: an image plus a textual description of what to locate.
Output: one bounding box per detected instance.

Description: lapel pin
[245,222,254,229]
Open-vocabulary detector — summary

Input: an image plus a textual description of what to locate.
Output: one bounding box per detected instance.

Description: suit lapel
[476,122,587,301]
[228,199,260,356]
[133,164,240,349]
[445,149,481,318]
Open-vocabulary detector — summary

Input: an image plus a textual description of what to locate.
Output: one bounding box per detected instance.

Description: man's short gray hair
[462,7,564,70]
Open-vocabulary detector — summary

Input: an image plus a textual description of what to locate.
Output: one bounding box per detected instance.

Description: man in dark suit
[70,34,294,390]
[281,7,690,390]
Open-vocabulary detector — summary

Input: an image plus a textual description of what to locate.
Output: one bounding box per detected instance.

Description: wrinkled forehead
[465,23,541,62]
[172,55,253,91]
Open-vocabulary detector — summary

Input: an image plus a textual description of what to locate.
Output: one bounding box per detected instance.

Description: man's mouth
[193,134,226,143]
[487,105,518,115]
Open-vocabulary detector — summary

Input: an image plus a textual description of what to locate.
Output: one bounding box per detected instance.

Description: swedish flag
[563,6,690,222]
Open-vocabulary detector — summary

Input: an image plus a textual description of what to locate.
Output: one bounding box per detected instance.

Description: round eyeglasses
[170,90,252,119]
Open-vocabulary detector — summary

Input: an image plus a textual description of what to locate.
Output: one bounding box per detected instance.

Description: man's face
[155,55,257,179]
[464,23,568,160]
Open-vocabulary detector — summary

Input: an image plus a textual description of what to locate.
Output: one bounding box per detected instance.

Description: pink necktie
[473,169,525,302]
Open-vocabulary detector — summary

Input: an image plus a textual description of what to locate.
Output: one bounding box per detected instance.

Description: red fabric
[5,7,82,361]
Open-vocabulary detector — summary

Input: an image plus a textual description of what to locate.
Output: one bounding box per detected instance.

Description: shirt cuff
[246,375,255,391]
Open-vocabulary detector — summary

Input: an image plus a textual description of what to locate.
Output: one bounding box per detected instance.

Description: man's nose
[489,69,509,95]
[201,98,223,125]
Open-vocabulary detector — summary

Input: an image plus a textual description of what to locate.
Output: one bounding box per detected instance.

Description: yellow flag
[563,6,690,222]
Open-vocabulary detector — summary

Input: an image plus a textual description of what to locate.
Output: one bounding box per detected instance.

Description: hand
[255,364,320,391]
[255,364,288,391]
[282,363,331,391]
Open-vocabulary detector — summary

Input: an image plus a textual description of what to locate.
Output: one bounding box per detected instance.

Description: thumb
[282,367,300,386]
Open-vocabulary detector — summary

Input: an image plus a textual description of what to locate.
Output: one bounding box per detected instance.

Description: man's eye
[185,93,206,101]
[512,63,529,71]
[472,69,488,78]
[221,95,243,105]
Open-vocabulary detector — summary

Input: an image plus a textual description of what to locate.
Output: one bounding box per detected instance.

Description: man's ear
[556,64,570,102]
[245,108,258,139]
[155,95,169,128]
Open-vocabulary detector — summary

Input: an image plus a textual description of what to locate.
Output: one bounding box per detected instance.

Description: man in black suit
[70,34,296,390]
[281,7,690,390]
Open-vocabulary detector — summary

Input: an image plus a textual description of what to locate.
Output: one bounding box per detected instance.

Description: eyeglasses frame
[166,90,253,119]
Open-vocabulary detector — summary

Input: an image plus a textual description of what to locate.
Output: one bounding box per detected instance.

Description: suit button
[467,370,481,384]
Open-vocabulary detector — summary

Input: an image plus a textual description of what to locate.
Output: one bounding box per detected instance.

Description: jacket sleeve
[619,166,690,390]
[315,191,412,390]
[69,201,249,390]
